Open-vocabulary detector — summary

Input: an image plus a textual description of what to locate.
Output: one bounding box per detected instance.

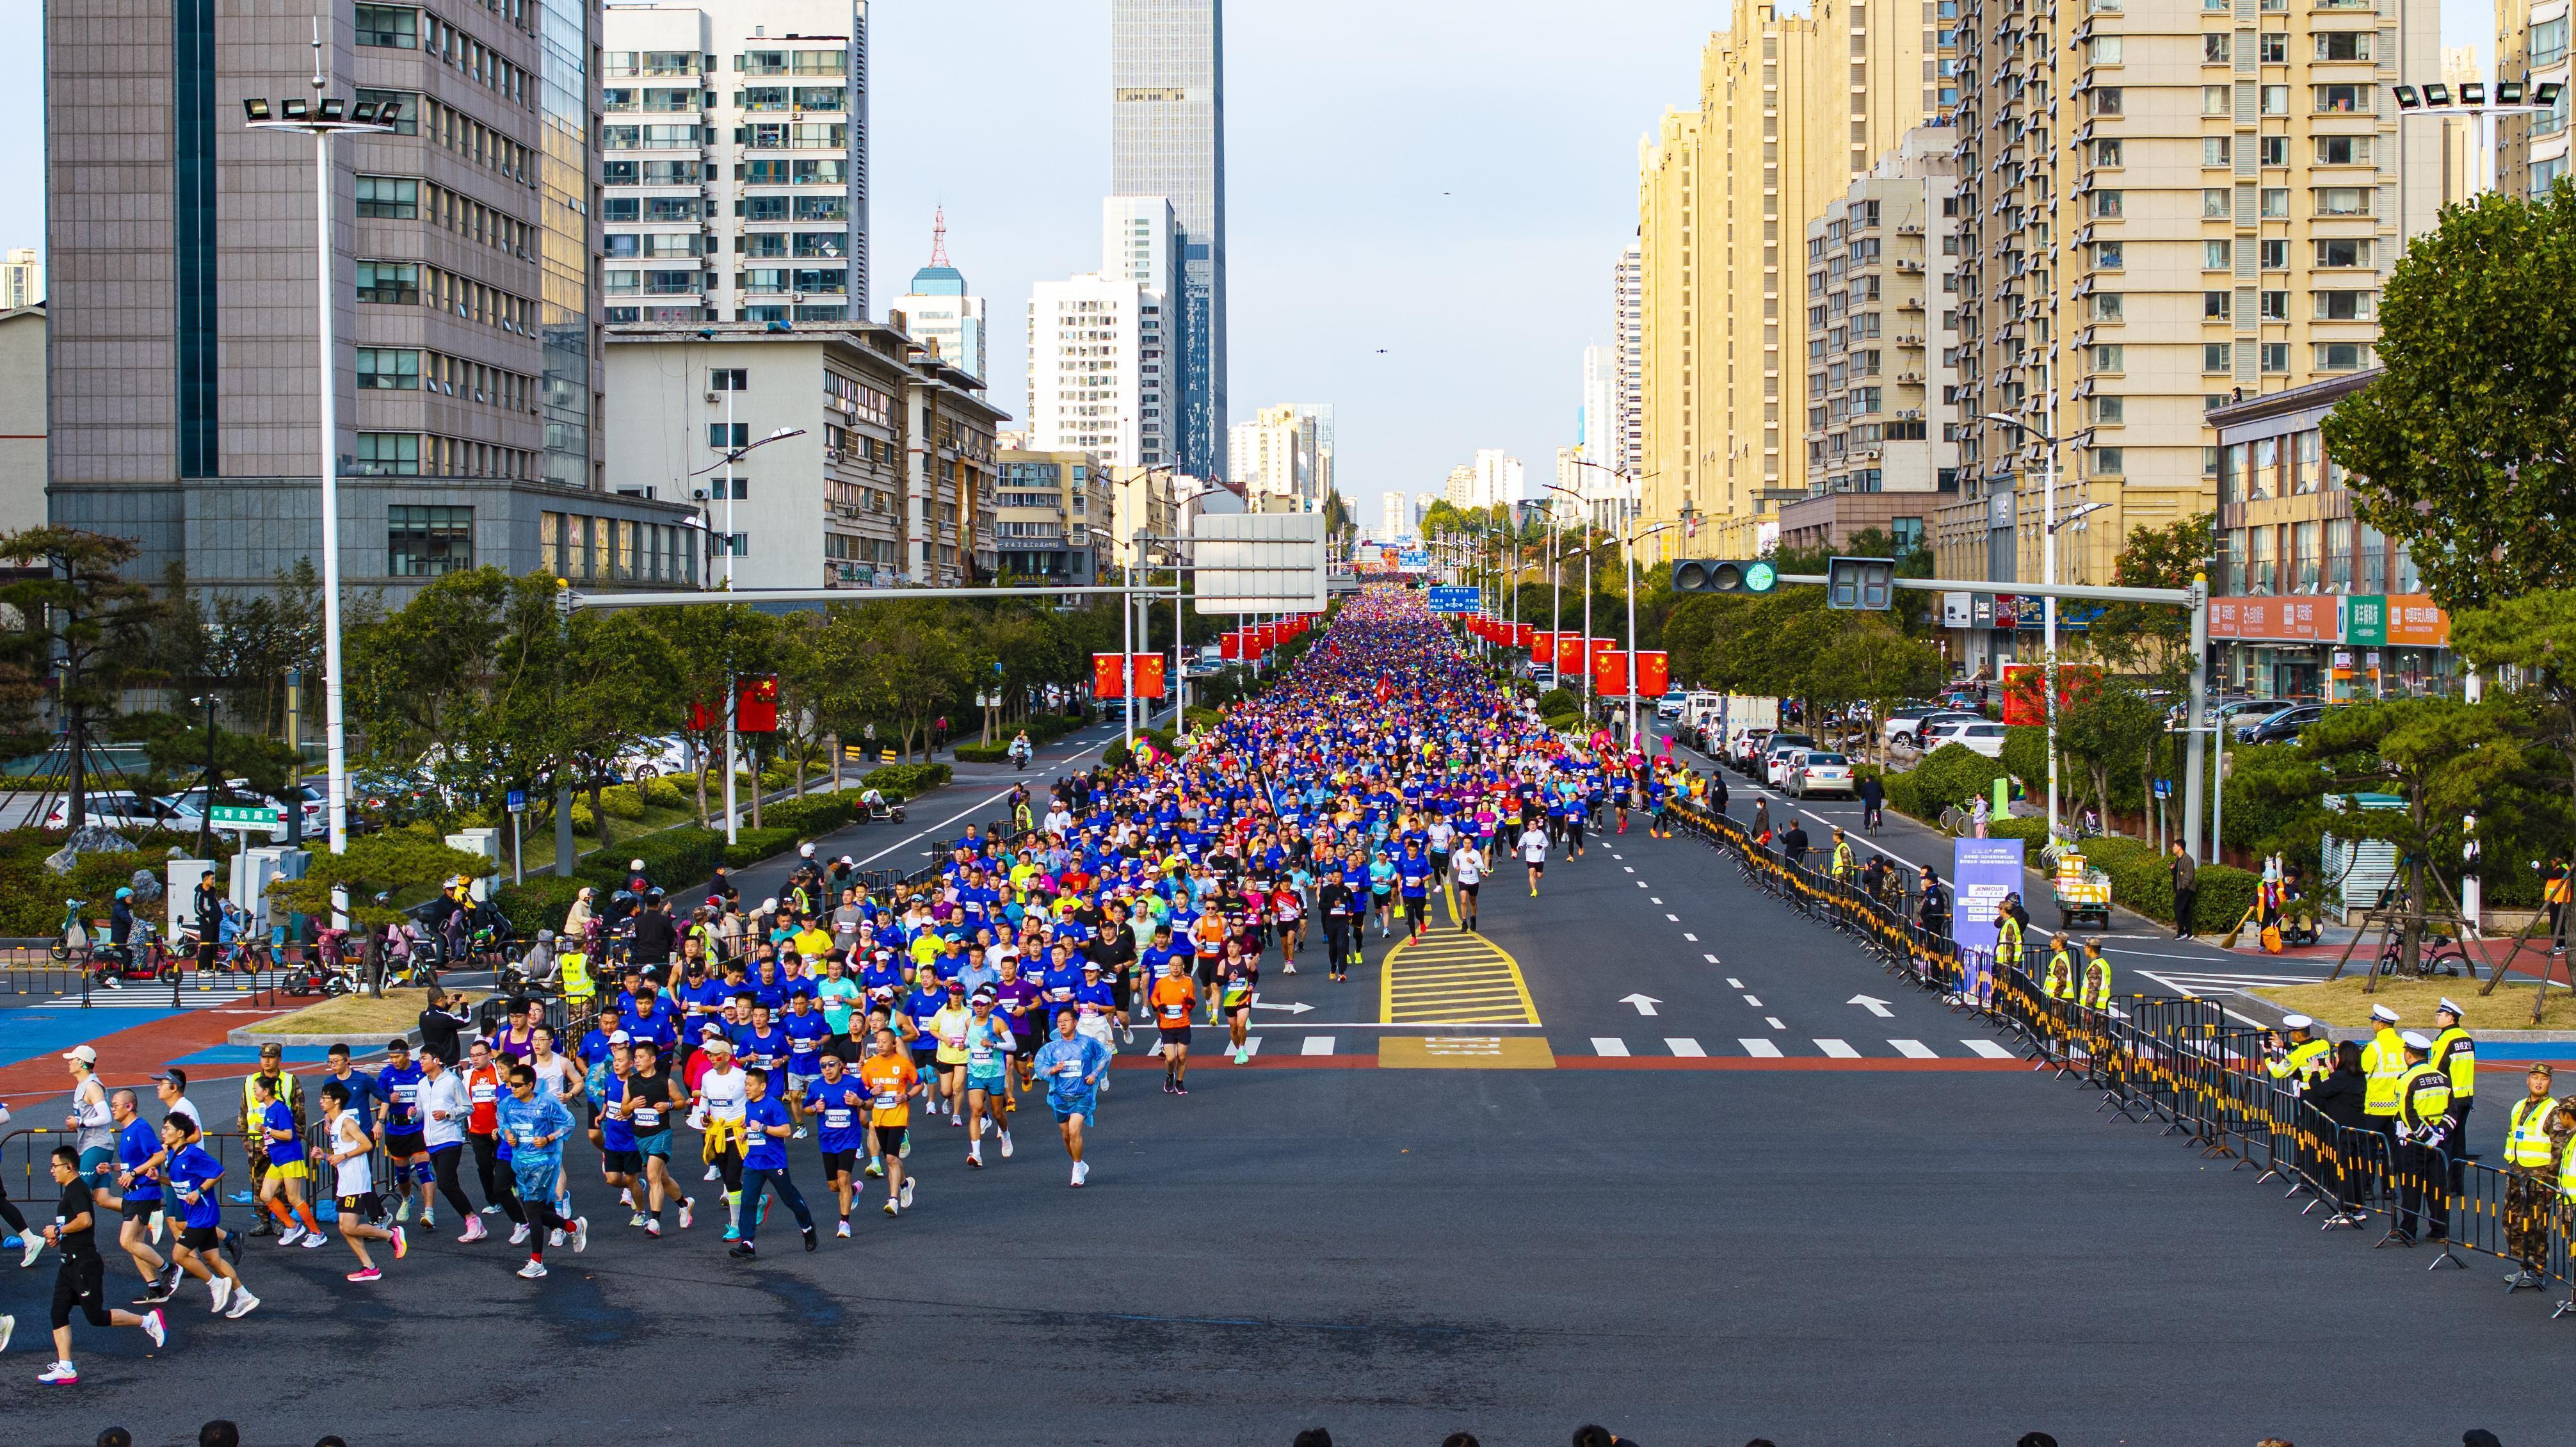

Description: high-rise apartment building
[1026,272,1171,469]
[1442,464,1476,508]
[1284,403,1333,499]
[45,0,691,599]
[1614,240,1643,478]
[1942,0,2439,631]
[1470,448,1525,510]
[1632,0,1949,563]
[1228,405,1312,505]
[1,250,40,310]
[995,448,1110,583]
[1803,129,1960,505]
[1378,489,1408,542]
[2439,47,2484,205]
[600,1,867,327]
[2498,4,2571,198]
[1102,197,1184,466]
[892,207,985,380]
[1579,343,1618,477]
[1110,0,1225,478]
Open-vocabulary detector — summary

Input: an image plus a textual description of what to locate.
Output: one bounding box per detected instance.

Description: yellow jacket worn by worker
[2041,949,2074,1001]
[558,949,595,1006]
[2431,1021,2477,1103]
[2079,951,2113,1010]
[1995,914,2025,970]
[2361,1017,2406,1119]
[1831,840,1855,880]
[2506,1095,2557,1170]
[2266,1023,2333,1093]
[2395,1061,2454,1142]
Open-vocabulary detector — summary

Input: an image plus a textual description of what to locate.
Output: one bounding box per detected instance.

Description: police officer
[1994,900,2025,976]
[2390,1030,2454,1247]
[2359,1001,2407,1179]
[2429,997,2476,1138]
[2263,1014,2333,1095]
[2078,941,2113,1012]
[2501,1062,2557,1289]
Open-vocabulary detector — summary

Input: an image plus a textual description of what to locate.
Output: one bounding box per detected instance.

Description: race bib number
[823,1108,853,1130]
[632,1107,661,1129]
[472,1082,496,1104]
[872,1091,901,1110]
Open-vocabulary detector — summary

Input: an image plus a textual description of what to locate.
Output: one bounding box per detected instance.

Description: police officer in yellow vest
[1995,901,2025,974]
[2502,1062,2557,1289]
[2264,1014,2333,1095]
[1829,829,1855,882]
[2040,933,2075,1001]
[558,946,595,1010]
[2078,941,2113,1012]
[2359,1001,2406,1160]
[2390,1030,2454,1246]
[2429,997,2476,1135]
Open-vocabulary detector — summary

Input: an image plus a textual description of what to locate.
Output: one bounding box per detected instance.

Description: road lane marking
[1766,1017,1785,1030]
[1889,1039,1938,1058]
[1301,1036,1335,1056]
[1738,1038,1784,1058]
[1815,1039,1860,1057]
[1726,978,1743,989]
[1378,932,1541,1027]
[1962,1039,2013,1058]
[1665,1037,1707,1057]
[1591,1037,1631,1056]
[1683,932,1699,942]
[1741,994,1763,1008]
[1378,1035,1558,1069]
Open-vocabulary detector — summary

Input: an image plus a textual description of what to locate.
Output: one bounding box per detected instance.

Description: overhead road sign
[1427,586,1478,613]
[1190,512,1328,615]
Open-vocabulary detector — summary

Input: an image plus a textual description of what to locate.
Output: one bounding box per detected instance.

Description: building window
[2093,240,2123,269]
[2203,188,2232,219]
[355,89,418,135]
[2091,87,2123,115]
[2091,292,2123,321]
[355,261,419,304]
[2093,394,2125,424]
[2315,238,2372,268]
[2202,136,2230,167]
[2260,291,2289,320]
[2261,85,2289,114]
[2203,240,2232,270]
[2260,188,2290,218]
[355,175,417,218]
[353,433,419,476]
[356,348,419,389]
[2314,135,2372,166]
[2312,84,2370,114]
[707,423,749,449]
[2203,85,2232,115]
[2314,290,2375,320]
[389,505,473,576]
[355,4,417,48]
[2315,342,2371,371]
[2314,30,2372,61]
[2092,190,2124,218]
[2202,343,2233,373]
[2090,344,2123,373]
[2260,342,2290,373]
[711,368,748,391]
[2091,448,2124,477]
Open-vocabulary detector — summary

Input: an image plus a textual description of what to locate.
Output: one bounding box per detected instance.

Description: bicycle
[2375,931,2471,979]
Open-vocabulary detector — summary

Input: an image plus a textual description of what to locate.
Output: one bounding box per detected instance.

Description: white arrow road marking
[1848,995,1894,1018]
[1250,1001,1315,1014]
[1620,993,1662,1016]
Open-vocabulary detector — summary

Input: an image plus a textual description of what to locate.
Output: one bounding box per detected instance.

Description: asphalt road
[8,788,2572,1446]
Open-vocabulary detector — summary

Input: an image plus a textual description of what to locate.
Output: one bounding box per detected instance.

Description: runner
[728,1069,817,1259]
[805,1051,867,1235]
[493,1063,586,1279]
[1518,815,1551,896]
[691,1036,750,1241]
[319,1081,407,1283]
[1030,1009,1112,1187]
[1451,834,1488,933]
[1219,944,1257,1065]
[246,1074,323,1250]
[960,989,1016,1167]
[158,1113,255,1320]
[929,981,976,1131]
[859,1028,922,1217]
[1396,838,1435,942]
[417,1049,479,1234]
[25,1145,168,1385]
[1150,955,1199,1094]
[374,1038,433,1230]
[99,1090,175,1305]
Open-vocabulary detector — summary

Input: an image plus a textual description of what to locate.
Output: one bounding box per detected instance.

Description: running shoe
[864,1159,884,1178]
[390,1225,408,1261]
[38,1361,77,1385]
[423,1209,435,1231]
[721,1224,739,1242]
[517,1258,549,1279]
[727,1242,757,1260]
[479,1204,502,1215]
[275,1225,303,1249]
[0,1312,12,1355]
[968,1146,983,1168]
[460,1217,487,1243]
[881,1200,898,1218]
[703,1165,721,1183]
[802,1226,817,1253]
[509,1224,531,1246]
[345,1267,382,1284]
[898,1178,914,1209]
[1174,1082,1189,1095]
[394,1199,410,1223]
[835,1220,851,1238]
[570,1218,590,1254]
[1234,1049,1249,1065]
[547,1229,564,1249]
[149,1213,164,1247]
[618,1189,634,1209]
[19,1234,44,1268]
[223,1289,261,1320]
[208,1277,232,1316]
[791,1127,808,1140]
[645,1218,662,1238]
[629,1212,647,1229]
[300,1232,327,1250]
[679,1198,695,1230]
[999,1132,1013,1159]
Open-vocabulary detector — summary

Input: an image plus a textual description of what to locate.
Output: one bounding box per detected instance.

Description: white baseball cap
[62,1044,98,1065]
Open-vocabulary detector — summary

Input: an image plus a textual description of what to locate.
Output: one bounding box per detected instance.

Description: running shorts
[383,1130,427,1158]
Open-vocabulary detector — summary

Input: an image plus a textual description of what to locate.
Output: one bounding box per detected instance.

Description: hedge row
[862,763,950,800]
[0,831,173,937]
[953,744,1012,764]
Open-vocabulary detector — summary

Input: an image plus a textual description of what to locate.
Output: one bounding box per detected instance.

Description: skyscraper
[1026,271,1171,469]
[894,207,986,380]
[1110,0,1225,480]
[1102,197,1184,464]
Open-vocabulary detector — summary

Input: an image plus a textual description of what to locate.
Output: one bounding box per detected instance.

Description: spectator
[199,1425,241,1447]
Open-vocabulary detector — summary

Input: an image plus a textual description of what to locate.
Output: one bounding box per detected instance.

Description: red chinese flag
[1220,632,1242,661]
[1636,651,1670,698]
[1093,652,1129,699]
[1593,649,1629,697]
[1533,631,1554,661]
[1132,653,1166,699]
[687,700,718,731]
[1513,623,1533,650]
[1556,635,1584,673]
[736,674,781,733]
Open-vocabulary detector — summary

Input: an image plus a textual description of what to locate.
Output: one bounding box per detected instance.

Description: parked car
[2212,697,2294,729]
[1761,733,1819,787]
[44,791,188,832]
[1918,717,2009,759]
[2238,703,2328,745]
[1655,692,1690,720]
[1787,750,1854,800]
[1731,729,1773,772]
[618,736,697,782]
[1887,707,1981,748]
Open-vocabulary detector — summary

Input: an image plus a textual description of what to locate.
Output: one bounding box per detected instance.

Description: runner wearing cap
[691,1035,750,1240]
[805,1051,867,1235]
[960,990,1016,1167]
[1072,959,1120,1085]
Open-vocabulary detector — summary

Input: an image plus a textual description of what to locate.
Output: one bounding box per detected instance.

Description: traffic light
[1671,558,1778,595]
[1826,556,1896,611]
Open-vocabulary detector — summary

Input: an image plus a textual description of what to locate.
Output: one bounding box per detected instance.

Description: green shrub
[599,784,648,820]
[953,743,1011,764]
[725,827,800,868]
[862,763,951,800]
[1914,743,2011,814]
[492,876,585,934]
[639,777,689,810]
[1102,740,1132,770]
[762,795,856,836]
[1542,711,1582,734]
[1538,688,1577,716]
[1182,706,1224,732]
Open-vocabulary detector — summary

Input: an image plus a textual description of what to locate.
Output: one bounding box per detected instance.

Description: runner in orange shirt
[1147,955,1201,1095]
[857,1029,921,1217]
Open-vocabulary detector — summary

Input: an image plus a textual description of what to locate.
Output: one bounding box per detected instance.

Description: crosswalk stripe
[1738,1038,1784,1058]
[1242,1037,1262,1057]
[1591,1037,1630,1057]
[1889,1039,1937,1059]
[1815,1039,1860,1058]
[1664,1037,1706,1057]
[1961,1039,2013,1059]
[1301,1035,1334,1056]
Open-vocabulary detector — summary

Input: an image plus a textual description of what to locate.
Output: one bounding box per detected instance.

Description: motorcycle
[89,919,176,989]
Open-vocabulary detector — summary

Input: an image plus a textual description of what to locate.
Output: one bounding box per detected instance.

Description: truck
[1677,693,1778,757]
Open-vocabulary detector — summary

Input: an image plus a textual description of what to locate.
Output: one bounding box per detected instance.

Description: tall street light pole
[1982,410,2099,846]
[691,424,807,843]
[244,26,399,854]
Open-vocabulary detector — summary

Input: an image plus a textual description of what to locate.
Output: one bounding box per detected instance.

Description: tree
[2320,184,2576,609]
[0,529,167,830]
[266,834,497,996]
[2452,589,2576,968]
[648,600,778,827]
[1810,618,1943,766]
[2052,677,2168,836]
[2088,513,2210,684]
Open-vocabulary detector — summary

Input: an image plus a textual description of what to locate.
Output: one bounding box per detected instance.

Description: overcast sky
[4,0,2494,534]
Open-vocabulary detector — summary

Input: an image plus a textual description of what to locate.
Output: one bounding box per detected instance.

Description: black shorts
[1525,861,1545,876]
[339,1192,385,1225]
[821,1149,857,1178]
[602,1149,643,1175]
[383,1130,427,1159]
[1428,852,1451,878]
[1158,1025,1192,1046]
[1193,955,1220,985]
[1458,881,1481,898]
[871,1124,908,1156]
[180,1224,222,1252]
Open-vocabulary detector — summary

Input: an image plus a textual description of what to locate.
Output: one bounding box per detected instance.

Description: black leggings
[430,1144,476,1220]
[738,1165,813,1244]
[0,1176,28,1236]
[474,1134,526,1224]
[712,1144,744,1195]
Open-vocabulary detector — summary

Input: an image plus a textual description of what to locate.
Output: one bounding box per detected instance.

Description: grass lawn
[243,987,493,1039]
[2248,975,2576,1030]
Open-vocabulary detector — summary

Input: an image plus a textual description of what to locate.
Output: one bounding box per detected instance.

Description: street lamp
[1564,458,1677,743]
[1982,410,2091,846]
[2393,76,2564,202]
[686,423,804,843]
[243,22,401,855]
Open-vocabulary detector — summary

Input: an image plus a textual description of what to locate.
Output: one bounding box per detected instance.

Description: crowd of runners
[0,585,1732,1386]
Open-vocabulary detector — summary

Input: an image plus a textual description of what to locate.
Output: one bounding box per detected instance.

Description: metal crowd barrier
[1666,794,2576,1316]
[2,1125,257,1226]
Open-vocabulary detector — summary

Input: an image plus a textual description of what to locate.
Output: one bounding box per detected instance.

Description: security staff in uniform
[2359,1001,2407,1184]
[2263,1014,2333,1095]
[2078,941,2113,1012]
[2430,997,2477,1138]
[1829,828,1855,883]
[2390,1030,2454,1246]
[2502,1063,2557,1289]
[2040,934,2075,1003]
[1994,901,2025,976]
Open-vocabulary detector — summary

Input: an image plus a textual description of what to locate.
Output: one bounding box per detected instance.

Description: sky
[2,0,2498,536]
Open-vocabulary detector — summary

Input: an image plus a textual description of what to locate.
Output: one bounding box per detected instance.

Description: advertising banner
[1951,838,2026,956]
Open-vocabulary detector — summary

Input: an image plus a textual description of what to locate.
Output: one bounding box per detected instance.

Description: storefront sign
[2342,595,2387,647]
[1942,591,1974,628]
[2208,597,2331,642]
[2385,595,2450,646]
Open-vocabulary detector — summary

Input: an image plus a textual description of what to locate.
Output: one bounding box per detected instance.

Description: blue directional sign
[1427,586,1478,614]
[507,789,528,813]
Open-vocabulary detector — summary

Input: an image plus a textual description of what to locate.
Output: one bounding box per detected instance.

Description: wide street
[6,768,2570,1446]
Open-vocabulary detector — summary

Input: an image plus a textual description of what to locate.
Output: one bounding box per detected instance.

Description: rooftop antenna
[928,205,949,268]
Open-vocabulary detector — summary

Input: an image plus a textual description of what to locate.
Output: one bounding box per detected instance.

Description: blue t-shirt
[782,1011,830,1074]
[1031,1034,1111,1109]
[326,1070,386,1131]
[599,1076,638,1152]
[742,1095,791,1171]
[261,1099,303,1164]
[806,1076,866,1154]
[117,1117,163,1202]
[1397,857,1433,898]
[732,1024,789,1078]
[168,1144,224,1229]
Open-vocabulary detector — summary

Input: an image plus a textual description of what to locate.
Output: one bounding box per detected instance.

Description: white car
[1654,693,1689,720]
[1762,734,1818,787]
[618,736,698,781]
[1918,717,2008,759]
[1787,751,1854,800]
[161,784,323,843]
[1883,706,1974,747]
[44,791,187,832]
